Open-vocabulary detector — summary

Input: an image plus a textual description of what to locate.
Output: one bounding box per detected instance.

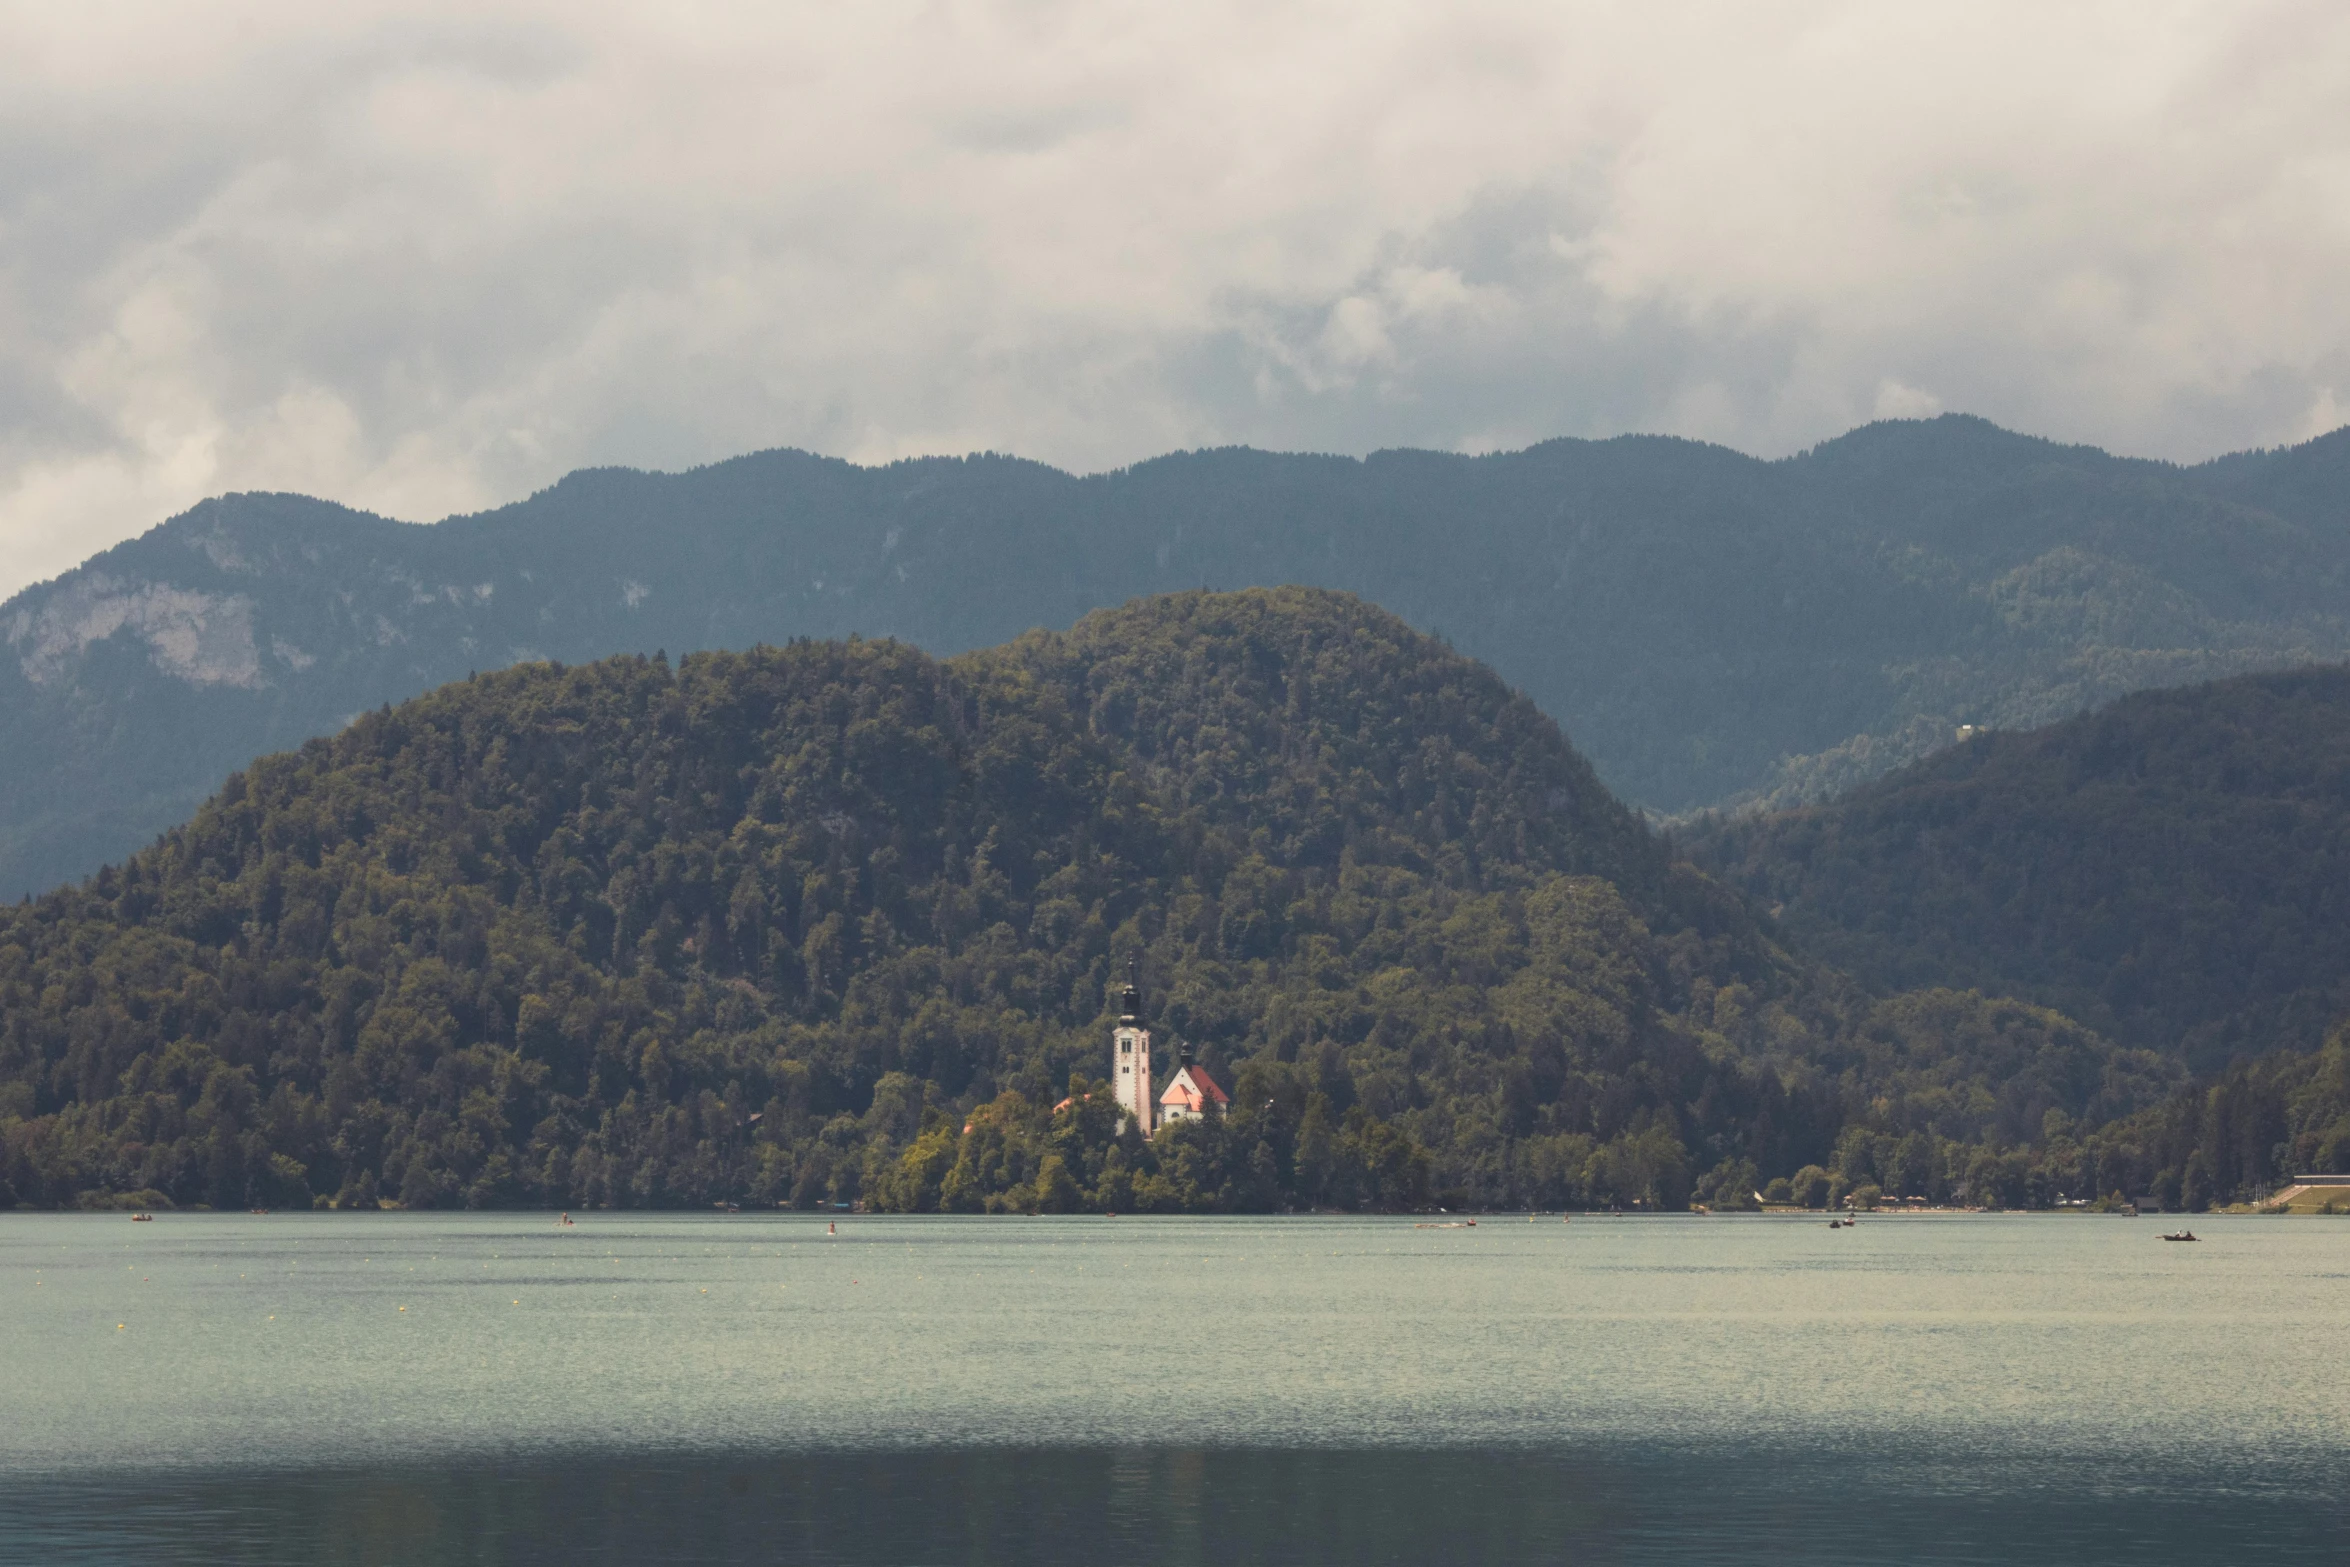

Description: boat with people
[2160,1230,2200,1242]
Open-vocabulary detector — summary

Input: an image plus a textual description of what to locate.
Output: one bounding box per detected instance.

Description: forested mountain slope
[0,591,2186,1214]
[2098,1026,2350,1212]
[7,415,2349,898]
[1688,665,2350,1071]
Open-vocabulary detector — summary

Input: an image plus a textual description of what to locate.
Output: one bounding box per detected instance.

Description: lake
[2,1211,2343,1564]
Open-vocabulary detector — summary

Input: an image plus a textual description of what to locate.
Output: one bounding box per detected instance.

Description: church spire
[1117,953,1142,1024]
[1111,954,1153,1136]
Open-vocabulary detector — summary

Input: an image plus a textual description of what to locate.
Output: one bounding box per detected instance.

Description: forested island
[2,590,2344,1215]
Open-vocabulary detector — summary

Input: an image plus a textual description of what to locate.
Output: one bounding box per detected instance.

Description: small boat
[827,1221,837,1236]
[249,1207,270,1215]
[2160,1230,2199,1242]
[130,1213,152,1222]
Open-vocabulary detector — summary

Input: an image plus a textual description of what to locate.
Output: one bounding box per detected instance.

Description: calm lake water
[2,1211,2344,1564]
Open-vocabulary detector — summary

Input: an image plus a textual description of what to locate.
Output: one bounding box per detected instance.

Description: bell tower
[1111,955,1154,1136]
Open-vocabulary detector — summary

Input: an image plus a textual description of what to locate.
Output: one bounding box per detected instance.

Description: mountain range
[7,589,2241,1216]
[8,413,2350,901]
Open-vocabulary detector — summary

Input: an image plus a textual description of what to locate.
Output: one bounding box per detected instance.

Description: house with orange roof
[1159,1056,1228,1125]
[1105,956,1227,1133]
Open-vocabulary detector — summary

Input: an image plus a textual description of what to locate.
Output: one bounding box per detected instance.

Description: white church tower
[1111,956,1154,1136]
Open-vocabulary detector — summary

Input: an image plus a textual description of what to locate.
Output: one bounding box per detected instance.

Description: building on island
[1110,959,1156,1136]
[1108,958,1228,1134]
[1158,1054,1229,1125]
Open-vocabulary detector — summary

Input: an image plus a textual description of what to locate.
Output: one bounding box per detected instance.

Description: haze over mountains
[7,413,2350,902]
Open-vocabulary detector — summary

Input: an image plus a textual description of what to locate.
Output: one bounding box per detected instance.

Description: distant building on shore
[1109,960,1227,1135]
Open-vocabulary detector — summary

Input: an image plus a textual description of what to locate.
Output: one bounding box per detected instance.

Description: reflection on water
[11,1444,2344,1566]
[3,1212,2345,1563]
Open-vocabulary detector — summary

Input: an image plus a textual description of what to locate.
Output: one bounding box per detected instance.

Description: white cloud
[1,0,2347,594]
[1873,380,1943,421]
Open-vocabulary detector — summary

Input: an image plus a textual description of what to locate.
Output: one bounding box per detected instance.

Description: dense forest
[1744,1013,2350,1215]
[2093,1025,2350,1210]
[9,413,2350,900]
[2,589,2224,1214]
[1688,665,2350,1071]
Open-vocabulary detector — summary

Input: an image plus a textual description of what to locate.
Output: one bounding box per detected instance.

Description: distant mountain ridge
[6,413,2349,899]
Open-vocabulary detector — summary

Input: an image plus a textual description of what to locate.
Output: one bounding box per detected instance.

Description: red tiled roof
[1159,1065,1229,1106]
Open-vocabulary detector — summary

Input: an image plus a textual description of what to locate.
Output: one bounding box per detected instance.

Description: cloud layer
[3,0,2347,595]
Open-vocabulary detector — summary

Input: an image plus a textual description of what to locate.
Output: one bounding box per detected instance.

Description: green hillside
[2087,1024,2350,1211]
[1688,665,2350,1071]
[0,591,2187,1214]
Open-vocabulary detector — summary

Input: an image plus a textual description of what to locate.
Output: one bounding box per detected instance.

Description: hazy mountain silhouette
[5,412,2346,899]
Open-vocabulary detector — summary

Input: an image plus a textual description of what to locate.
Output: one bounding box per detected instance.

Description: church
[1109,962,1227,1136]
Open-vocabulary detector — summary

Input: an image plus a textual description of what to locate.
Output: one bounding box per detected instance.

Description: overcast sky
[2,1,2347,597]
